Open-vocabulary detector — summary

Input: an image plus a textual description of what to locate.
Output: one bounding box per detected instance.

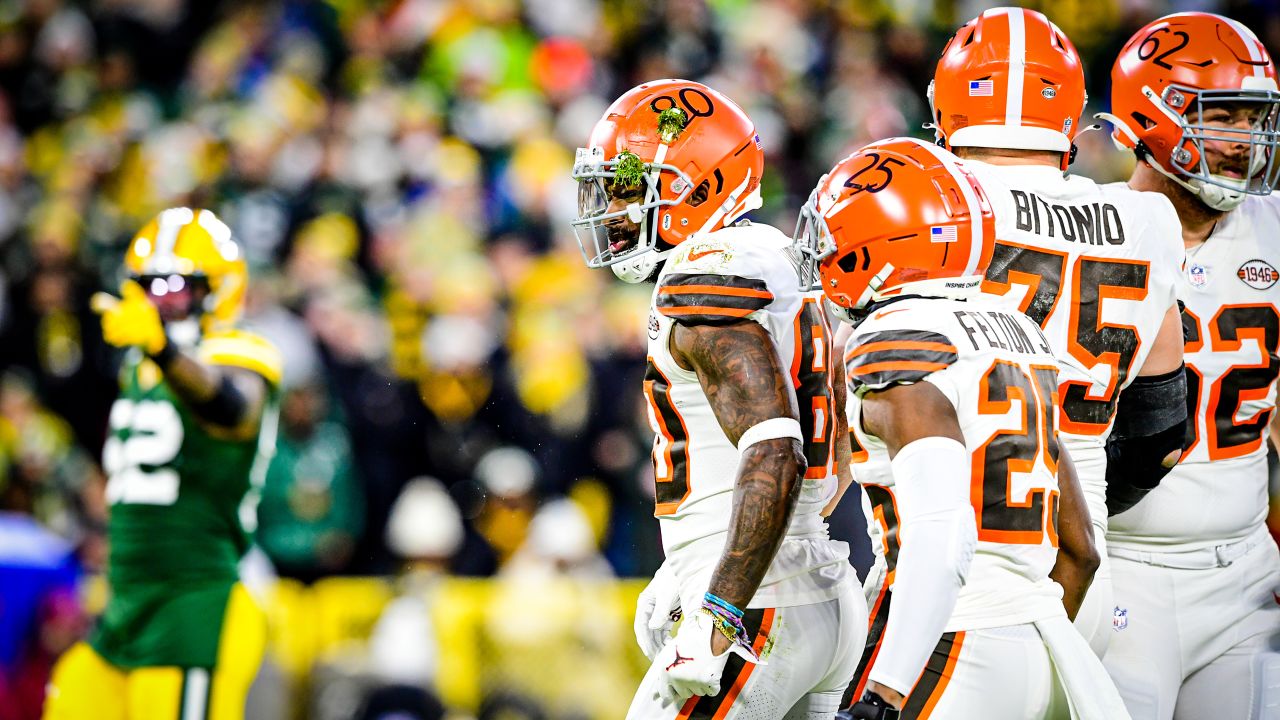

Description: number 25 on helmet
[570,79,765,283]
[1102,12,1280,211]
[794,138,996,316]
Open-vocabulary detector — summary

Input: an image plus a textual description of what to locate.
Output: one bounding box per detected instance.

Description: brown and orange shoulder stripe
[846,329,958,390]
[656,273,773,326]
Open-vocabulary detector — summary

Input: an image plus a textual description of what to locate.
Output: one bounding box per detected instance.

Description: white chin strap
[696,170,761,237]
[611,248,666,283]
[1147,159,1247,212]
[1094,110,1249,213]
[1190,176,1248,212]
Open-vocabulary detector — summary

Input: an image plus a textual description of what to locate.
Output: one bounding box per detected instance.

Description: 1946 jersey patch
[1237,259,1278,290]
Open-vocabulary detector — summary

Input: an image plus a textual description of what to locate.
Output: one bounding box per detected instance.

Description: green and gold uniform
[46,329,281,720]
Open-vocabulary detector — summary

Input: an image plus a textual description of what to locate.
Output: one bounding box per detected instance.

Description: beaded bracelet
[701,592,751,650]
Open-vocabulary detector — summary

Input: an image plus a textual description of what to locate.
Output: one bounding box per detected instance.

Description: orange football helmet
[928,7,1087,170]
[571,79,764,282]
[1104,12,1280,210]
[794,137,996,313]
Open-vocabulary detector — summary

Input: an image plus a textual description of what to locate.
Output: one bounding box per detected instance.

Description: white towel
[1035,615,1132,720]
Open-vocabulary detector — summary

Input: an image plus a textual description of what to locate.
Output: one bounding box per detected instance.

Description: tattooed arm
[671,320,806,651]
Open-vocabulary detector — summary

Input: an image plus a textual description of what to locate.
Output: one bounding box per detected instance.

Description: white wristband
[737,417,803,451]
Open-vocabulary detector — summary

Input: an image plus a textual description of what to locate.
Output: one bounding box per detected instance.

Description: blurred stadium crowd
[0,0,1278,718]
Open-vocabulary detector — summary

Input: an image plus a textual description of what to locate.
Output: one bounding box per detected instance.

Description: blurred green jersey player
[45,208,281,720]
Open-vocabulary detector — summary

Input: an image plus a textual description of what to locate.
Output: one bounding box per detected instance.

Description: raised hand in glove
[92,280,167,355]
[655,609,758,705]
[635,562,682,660]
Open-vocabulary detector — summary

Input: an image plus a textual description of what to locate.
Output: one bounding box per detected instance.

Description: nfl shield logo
[1190,263,1208,288]
[1113,606,1128,631]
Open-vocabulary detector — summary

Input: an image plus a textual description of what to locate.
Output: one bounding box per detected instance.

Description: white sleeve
[867,436,977,695]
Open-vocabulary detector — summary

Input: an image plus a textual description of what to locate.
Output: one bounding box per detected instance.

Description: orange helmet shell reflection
[586,79,764,247]
[814,138,996,311]
[931,7,1086,165]
[1110,12,1279,176]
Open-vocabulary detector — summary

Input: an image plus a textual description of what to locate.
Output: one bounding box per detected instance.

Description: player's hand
[842,688,903,719]
[635,562,682,660]
[92,280,167,355]
[655,610,757,705]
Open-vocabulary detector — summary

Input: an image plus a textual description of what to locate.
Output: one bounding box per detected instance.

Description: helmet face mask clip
[1166,86,1280,197]
[570,146,695,281]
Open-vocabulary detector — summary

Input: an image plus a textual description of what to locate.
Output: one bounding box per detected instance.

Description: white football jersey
[847,295,1066,631]
[967,162,1185,526]
[645,221,853,608]
[1110,193,1280,551]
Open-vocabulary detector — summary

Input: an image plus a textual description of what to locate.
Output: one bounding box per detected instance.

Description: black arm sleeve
[188,373,250,427]
[1104,365,1189,516]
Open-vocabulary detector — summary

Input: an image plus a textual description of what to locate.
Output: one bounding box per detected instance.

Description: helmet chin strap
[1094,111,1246,212]
[693,169,761,239]
[1147,155,1247,211]
[612,168,666,283]
[611,247,666,283]
[611,206,665,283]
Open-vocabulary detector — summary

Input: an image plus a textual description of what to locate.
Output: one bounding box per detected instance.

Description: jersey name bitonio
[1010,189,1127,246]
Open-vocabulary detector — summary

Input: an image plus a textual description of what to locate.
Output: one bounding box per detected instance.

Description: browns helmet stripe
[1221,16,1267,77]
[1004,8,1026,128]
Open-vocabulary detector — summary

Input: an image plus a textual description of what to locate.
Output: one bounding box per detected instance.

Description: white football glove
[635,562,683,660]
[654,610,758,705]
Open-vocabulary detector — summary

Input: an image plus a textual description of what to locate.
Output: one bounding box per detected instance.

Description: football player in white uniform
[926,7,1189,657]
[1098,12,1280,720]
[794,137,1125,719]
[571,79,865,719]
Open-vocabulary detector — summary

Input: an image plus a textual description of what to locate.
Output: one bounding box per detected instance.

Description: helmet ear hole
[837,245,869,273]
[687,180,711,207]
[1132,112,1156,130]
